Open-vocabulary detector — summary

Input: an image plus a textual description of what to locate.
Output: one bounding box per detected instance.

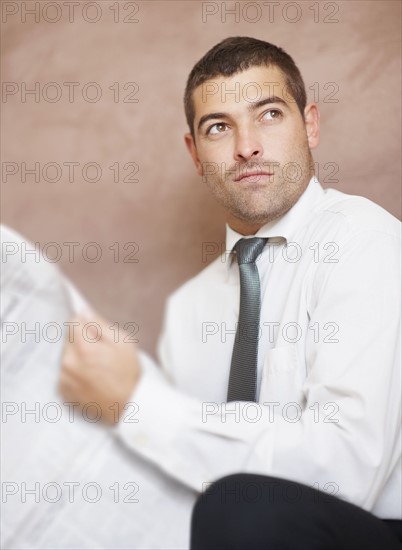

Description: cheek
[199,141,232,171]
[267,126,306,158]
[262,136,288,162]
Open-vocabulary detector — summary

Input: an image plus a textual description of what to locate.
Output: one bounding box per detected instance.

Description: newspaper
[1,225,196,550]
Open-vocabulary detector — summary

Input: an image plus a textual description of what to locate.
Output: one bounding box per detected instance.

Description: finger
[61,340,76,367]
[58,371,80,400]
[77,306,96,320]
[75,313,113,344]
[77,311,108,327]
[68,319,103,358]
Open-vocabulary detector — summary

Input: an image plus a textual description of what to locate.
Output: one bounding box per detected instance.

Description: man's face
[185,65,320,234]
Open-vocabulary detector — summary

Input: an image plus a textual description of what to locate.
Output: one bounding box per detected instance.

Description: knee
[190,473,304,549]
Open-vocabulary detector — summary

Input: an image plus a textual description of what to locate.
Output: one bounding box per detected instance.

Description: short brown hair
[184,36,307,140]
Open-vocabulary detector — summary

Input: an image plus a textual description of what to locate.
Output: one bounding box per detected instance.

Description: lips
[234,171,273,182]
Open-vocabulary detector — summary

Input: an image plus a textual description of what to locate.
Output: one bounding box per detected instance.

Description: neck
[227,216,263,236]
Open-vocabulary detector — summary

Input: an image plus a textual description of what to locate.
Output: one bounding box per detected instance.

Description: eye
[206,122,228,136]
[261,109,282,121]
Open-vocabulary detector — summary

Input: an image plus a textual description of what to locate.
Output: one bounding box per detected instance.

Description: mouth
[234,171,274,183]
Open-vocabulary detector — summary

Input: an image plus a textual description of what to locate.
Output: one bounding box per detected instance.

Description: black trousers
[190,474,402,549]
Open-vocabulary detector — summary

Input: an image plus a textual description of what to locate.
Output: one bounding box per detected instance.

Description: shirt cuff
[116,352,206,489]
[117,354,181,448]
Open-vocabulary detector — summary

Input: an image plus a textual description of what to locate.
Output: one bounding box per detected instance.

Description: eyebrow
[197,95,289,132]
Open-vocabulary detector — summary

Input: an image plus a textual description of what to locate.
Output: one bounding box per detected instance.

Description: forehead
[192,65,291,121]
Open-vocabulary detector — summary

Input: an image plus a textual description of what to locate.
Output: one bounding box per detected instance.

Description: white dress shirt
[117,176,401,520]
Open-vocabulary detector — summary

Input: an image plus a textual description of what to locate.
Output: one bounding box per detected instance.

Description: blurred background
[2,0,401,355]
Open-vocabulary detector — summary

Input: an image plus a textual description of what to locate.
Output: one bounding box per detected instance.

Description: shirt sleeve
[116,229,401,511]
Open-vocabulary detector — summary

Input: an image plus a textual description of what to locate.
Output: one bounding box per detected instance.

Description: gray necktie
[227,237,267,402]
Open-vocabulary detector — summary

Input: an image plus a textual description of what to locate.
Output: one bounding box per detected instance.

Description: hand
[59,313,141,424]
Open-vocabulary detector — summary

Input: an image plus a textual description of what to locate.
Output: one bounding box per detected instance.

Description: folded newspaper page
[1,225,196,549]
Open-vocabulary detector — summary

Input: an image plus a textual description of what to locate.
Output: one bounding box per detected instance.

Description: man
[60,37,401,548]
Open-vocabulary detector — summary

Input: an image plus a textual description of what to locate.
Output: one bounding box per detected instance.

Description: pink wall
[2,0,401,355]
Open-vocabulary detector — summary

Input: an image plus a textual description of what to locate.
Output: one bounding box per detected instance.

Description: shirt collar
[225,176,325,266]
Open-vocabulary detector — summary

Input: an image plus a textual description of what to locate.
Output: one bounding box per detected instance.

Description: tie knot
[234,237,267,265]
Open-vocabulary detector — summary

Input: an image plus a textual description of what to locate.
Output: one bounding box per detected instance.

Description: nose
[233,128,264,162]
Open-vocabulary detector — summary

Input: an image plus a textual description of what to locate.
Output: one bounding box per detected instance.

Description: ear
[184,133,203,176]
[304,103,320,149]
